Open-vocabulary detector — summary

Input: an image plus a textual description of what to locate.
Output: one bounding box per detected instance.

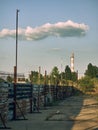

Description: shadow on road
[3,88,98,130]
[45,89,98,130]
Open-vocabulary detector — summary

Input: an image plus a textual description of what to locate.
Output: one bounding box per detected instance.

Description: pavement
[2,95,98,130]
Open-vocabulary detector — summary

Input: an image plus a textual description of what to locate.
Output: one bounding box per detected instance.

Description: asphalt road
[2,95,98,130]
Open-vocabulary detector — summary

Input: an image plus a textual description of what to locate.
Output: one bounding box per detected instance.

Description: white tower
[70,53,74,72]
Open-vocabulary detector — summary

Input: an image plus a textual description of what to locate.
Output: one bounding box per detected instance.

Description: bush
[78,76,94,93]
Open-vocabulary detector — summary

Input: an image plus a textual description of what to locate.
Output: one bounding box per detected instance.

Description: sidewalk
[3,95,98,130]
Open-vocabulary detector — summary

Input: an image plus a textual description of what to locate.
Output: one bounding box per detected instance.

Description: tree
[29,71,39,84]
[71,72,77,82]
[7,76,13,83]
[29,71,44,84]
[78,76,94,93]
[25,78,29,83]
[65,65,72,80]
[60,72,66,85]
[0,78,5,82]
[85,63,98,78]
[50,66,59,85]
[92,78,98,91]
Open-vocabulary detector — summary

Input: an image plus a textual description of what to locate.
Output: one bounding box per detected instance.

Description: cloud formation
[0,20,89,41]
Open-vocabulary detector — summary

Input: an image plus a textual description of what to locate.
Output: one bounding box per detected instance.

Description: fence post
[44,70,47,107]
[13,83,16,120]
[30,84,33,113]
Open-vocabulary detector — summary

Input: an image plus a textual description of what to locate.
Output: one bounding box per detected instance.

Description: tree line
[0,63,98,93]
[28,65,78,85]
[78,63,98,93]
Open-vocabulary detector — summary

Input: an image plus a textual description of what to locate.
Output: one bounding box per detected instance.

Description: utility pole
[37,66,41,112]
[44,70,47,107]
[13,9,19,120]
[14,9,19,83]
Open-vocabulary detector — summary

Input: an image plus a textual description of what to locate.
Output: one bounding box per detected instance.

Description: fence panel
[0,82,9,127]
[0,82,75,121]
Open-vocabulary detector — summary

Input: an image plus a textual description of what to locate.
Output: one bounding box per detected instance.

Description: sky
[0,0,98,78]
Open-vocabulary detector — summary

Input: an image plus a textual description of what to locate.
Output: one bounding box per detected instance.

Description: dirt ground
[2,95,98,130]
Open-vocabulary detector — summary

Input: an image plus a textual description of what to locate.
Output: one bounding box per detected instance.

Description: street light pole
[14,9,19,83]
[13,9,19,120]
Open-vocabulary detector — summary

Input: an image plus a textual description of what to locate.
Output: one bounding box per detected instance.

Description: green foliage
[85,63,98,78]
[29,71,38,84]
[92,78,98,91]
[26,65,77,86]
[71,72,77,82]
[25,78,29,83]
[78,76,94,93]
[65,65,72,80]
[0,78,5,82]
[51,66,59,77]
[60,72,66,85]
[50,66,59,85]
[29,71,44,84]
[1,62,96,89]
[7,76,13,83]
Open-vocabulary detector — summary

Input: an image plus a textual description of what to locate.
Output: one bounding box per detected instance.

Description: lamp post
[14,9,19,83]
[13,9,19,120]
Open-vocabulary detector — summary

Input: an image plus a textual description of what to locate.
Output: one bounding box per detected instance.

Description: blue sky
[0,0,98,77]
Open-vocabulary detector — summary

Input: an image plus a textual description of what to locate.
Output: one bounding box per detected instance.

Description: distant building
[70,53,74,72]
[0,71,25,83]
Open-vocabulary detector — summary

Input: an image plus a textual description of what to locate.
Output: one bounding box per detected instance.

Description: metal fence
[0,82,74,128]
[0,82,9,128]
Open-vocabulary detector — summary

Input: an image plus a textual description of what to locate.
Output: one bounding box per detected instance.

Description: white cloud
[0,20,89,41]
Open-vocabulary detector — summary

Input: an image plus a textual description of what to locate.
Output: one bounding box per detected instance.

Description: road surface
[3,95,98,130]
